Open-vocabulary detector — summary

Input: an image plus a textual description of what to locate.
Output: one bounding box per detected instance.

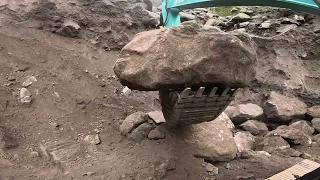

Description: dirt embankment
[0,1,319,180]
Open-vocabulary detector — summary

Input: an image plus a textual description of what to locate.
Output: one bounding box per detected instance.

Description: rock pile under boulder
[114,24,257,91]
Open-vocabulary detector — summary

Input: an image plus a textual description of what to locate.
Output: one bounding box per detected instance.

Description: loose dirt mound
[0,1,320,180]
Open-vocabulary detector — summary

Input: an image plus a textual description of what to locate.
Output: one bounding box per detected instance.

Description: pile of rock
[119,91,320,164]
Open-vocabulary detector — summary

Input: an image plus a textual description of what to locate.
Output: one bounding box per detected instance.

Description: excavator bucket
[159,87,238,126]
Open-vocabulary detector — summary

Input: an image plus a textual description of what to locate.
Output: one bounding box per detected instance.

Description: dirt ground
[0,1,320,180]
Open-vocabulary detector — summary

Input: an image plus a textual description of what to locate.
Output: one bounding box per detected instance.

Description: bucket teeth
[159,87,238,126]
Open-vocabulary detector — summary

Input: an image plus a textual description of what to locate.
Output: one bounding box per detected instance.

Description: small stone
[22,76,37,87]
[53,16,62,22]
[312,134,320,142]
[84,134,101,145]
[301,153,312,159]
[30,151,39,158]
[232,13,251,23]
[205,163,218,175]
[276,24,297,34]
[230,103,264,124]
[147,111,166,124]
[83,172,95,176]
[234,131,255,153]
[20,88,32,104]
[148,128,165,140]
[129,123,153,142]
[293,15,305,22]
[226,163,231,169]
[260,22,271,29]
[205,19,218,26]
[240,120,268,135]
[122,86,131,97]
[239,22,250,28]
[56,19,80,38]
[311,118,320,132]
[289,120,315,135]
[237,174,255,180]
[307,106,320,118]
[281,18,299,25]
[120,112,147,135]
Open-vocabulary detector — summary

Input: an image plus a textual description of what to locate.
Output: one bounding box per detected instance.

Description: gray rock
[276,24,297,34]
[40,139,80,162]
[311,118,320,132]
[312,134,320,142]
[263,92,307,122]
[205,19,218,26]
[84,134,101,145]
[230,103,264,124]
[120,111,147,135]
[148,128,165,140]
[122,86,131,97]
[260,22,271,29]
[307,105,320,118]
[205,163,219,174]
[289,120,315,135]
[129,123,153,142]
[56,19,80,38]
[256,136,290,152]
[214,112,235,130]
[294,15,305,22]
[30,151,40,158]
[239,22,250,28]
[231,13,251,23]
[147,111,166,124]
[237,174,255,180]
[114,25,257,91]
[281,18,299,25]
[142,10,160,28]
[240,120,268,135]
[271,125,312,145]
[240,9,254,15]
[20,88,32,104]
[182,120,237,162]
[22,76,37,87]
[301,153,312,159]
[180,12,196,22]
[234,131,255,153]
[224,106,235,118]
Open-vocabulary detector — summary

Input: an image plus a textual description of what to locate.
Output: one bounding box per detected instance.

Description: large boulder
[230,103,264,124]
[182,119,237,162]
[263,92,307,122]
[114,24,257,91]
